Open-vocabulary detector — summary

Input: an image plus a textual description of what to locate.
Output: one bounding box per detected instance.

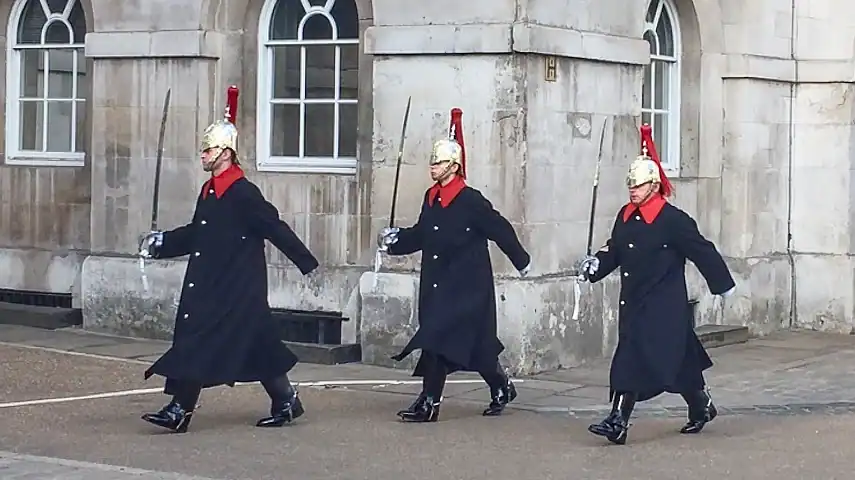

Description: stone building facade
[0,0,850,374]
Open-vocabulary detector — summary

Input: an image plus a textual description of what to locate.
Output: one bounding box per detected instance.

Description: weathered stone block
[358,271,624,375]
[82,255,363,343]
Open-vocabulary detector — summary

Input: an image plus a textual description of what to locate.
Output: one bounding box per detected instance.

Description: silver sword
[139,88,172,292]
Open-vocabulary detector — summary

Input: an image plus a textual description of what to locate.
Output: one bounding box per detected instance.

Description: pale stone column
[80,23,223,338]
[359,0,649,374]
[715,0,855,335]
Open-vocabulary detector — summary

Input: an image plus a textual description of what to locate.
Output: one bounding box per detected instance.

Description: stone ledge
[85,31,224,59]
[364,22,649,65]
[282,341,362,365]
[512,23,650,65]
[723,54,855,83]
[0,302,82,330]
[696,324,750,349]
[364,24,512,54]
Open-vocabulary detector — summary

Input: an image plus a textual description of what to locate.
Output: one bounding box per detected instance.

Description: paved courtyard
[3,324,855,479]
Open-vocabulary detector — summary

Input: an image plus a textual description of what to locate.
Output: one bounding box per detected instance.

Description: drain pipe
[785,0,798,328]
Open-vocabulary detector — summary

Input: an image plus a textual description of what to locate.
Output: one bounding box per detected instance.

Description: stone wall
[2,0,855,375]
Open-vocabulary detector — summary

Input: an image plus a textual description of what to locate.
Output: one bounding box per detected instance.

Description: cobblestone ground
[3,324,855,479]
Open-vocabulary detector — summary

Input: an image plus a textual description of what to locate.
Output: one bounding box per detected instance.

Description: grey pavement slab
[0,452,215,479]
[5,327,855,478]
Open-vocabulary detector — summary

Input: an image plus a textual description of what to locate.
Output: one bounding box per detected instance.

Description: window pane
[271,46,300,99]
[657,9,675,57]
[339,103,357,157]
[652,113,669,166]
[646,0,658,23]
[18,0,47,44]
[305,45,336,99]
[270,104,300,157]
[48,49,76,98]
[654,60,670,110]
[76,49,87,100]
[642,64,652,110]
[20,49,44,98]
[303,13,332,40]
[641,111,651,127]
[340,44,358,100]
[46,101,73,151]
[330,0,359,39]
[20,100,44,150]
[305,103,334,157]
[643,30,657,55]
[269,0,301,40]
[75,100,86,152]
[44,21,70,44]
[69,0,86,43]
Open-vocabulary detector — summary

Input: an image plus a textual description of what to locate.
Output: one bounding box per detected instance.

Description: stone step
[282,340,362,365]
[696,324,750,349]
[0,301,82,330]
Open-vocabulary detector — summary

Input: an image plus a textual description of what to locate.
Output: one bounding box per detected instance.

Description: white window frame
[642,0,681,174]
[5,0,87,167]
[257,0,359,175]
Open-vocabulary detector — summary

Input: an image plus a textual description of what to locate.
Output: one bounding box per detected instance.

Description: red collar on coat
[427,175,466,208]
[622,193,666,224]
[203,164,245,199]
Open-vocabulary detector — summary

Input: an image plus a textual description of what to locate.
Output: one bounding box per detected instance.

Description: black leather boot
[257,375,304,427]
[141,401,194,433]
[399,395,441,423]
[397,393,427,418]
[256,392,305,427]
[679,388,717,434]
[482,377,518,416]
[588,392,636,445]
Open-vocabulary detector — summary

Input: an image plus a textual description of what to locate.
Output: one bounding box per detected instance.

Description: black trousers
[420,351,507,400]
[163,374,295,410]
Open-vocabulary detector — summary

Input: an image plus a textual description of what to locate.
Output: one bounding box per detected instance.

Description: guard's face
[628,181,658,205]
[201,148,227,172]
[430,161,457,182]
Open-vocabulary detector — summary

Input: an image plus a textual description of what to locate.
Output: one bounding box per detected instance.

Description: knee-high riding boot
[481,361,517,416]
[257,374,304,427]
[588,392,636,445]
[399,353,445,423]
[679,388,717,434]
[142,381,200,433]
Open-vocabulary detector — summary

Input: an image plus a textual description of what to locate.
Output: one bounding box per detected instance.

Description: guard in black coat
[136,115,319,433]
[580,125,735,445]
[378,108,531,423]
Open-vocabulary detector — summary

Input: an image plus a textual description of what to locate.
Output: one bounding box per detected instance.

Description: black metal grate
[0,288,72,308]
[272,308,347,345]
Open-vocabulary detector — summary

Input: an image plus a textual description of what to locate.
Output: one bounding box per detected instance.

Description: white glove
[578,255,599,279]
[138,231,164,259]
[376,227,400,252]
[720,286,735,297]
[519,263,531,277]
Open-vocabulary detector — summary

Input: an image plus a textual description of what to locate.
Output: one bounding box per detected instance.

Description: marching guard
[377,108,532,422]
[137,88,319,433]
[579,124,736,444]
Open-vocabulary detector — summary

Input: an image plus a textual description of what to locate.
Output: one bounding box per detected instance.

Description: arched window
[642,0,680,172]
[6,0,87,166]
[257,0,359,174]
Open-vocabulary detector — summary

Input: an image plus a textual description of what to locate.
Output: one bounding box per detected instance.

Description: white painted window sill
[256,157,357,175]
[4,155,85,167]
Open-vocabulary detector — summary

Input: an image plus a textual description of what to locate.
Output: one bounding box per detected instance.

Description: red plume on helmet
[639,123,672,197]
[225,85,239,125]
[449,108,466,179]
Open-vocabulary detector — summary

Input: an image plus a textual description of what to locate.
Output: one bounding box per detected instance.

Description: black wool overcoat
[387,186,530,375]
[589,201,735,401]
[144,177,318,389]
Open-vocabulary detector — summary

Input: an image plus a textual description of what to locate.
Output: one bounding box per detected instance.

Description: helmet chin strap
[434,162,456,184]
[637,182,658,204]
